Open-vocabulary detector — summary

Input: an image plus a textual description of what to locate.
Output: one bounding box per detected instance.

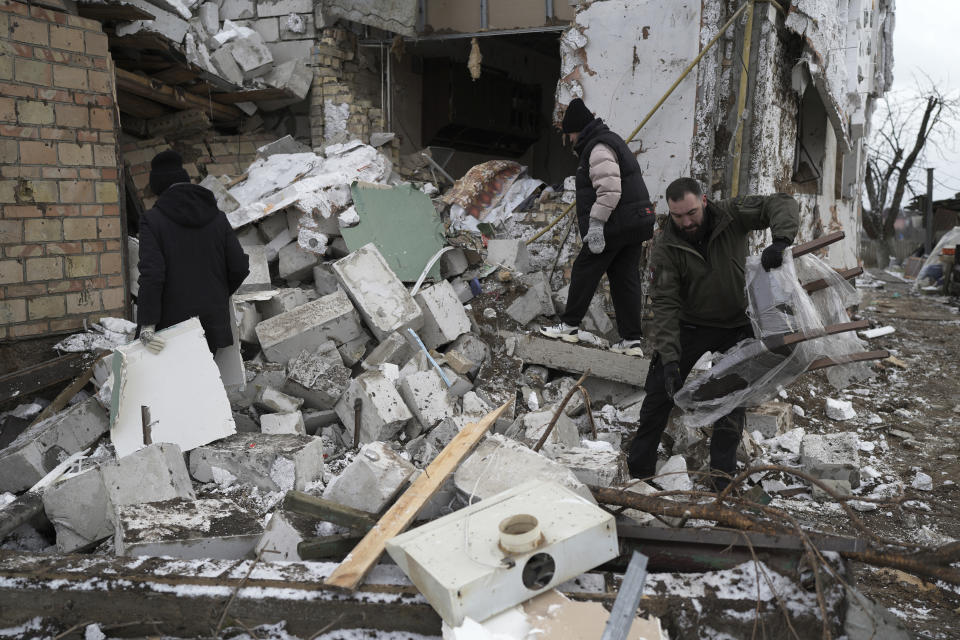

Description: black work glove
[663,361,682,399]
[760,239,791,271]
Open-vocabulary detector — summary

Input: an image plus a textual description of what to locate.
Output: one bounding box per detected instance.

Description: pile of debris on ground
[0,139,949,638]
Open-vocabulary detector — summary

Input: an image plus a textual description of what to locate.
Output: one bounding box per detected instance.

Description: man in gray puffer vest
[540,98,655,356]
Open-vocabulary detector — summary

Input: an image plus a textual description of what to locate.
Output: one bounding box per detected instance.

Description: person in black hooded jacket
[137,150,249,354]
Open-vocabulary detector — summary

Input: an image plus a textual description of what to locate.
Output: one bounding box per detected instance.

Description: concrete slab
[189,433,325,492]
[361,331,414,371]
[505,332,648,387]
[334,372,413,445]
[746,401,793,438]
[323,441,416,513]
[398,370,456,429]
[110,318,236,459]
[332,243,424,341]
[454,434,593,503]
[256,289,365,363]
[285,346,350,409]
[414,281,471,350]
[116,498,263,559]
[0,397,108,493]
[507,409,580,449]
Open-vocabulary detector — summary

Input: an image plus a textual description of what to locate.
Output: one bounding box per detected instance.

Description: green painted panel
[343,182,445,282]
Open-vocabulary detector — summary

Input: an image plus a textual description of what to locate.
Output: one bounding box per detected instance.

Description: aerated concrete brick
[800,432,860,490]
[261,411,306,435]
[414,280,471,350]
[398,370,456,429]
[229,34,274,78]
[506,271,556,326]
[101,442,196,506]
[116,498,263,559]
[439,248,469,278]
[486,239,530,273]
[278,242,320,281]
[0,398,109,493]
[508,409,580,448]
[312,263,340,296]
[334,372,412,445]
[257,287,312,319]
[257,386,303,413]
[361,331,414,371]
[552,447,628,488]
[238,245,271,292]
[43,467,114,552]
[189,433,325,492]
[285,345,350,409]
[323,441,416,514]
[255,289,364,363]
[746,401,793,438]
[332,243,423,341]
[448,333,489,377]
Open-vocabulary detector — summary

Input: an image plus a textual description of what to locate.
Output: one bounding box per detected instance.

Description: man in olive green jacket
[628,178,799,491]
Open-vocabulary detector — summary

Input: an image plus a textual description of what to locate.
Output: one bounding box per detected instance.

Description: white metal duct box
[385,479,618,626]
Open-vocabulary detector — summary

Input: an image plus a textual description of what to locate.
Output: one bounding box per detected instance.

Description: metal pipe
[353,398,362,449]
[481,0,488,30]
[528,1,753,245]
[925,168,934,254]
[141,406,152,445]
[730,0,755,197]
[421,152,455,184]
[545,0,553,21]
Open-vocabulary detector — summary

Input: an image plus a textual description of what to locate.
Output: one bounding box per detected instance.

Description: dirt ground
[770,269,960,639]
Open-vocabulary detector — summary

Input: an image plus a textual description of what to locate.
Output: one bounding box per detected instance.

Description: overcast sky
[887,2,960,199]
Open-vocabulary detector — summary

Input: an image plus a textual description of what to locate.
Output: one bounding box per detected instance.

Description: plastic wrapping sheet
[676,253,822,427]
[911,226,960,289]
[795,254,873,388]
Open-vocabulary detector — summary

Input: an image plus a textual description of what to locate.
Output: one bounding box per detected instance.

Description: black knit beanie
[149,149,190,196]
[561,98,595,133]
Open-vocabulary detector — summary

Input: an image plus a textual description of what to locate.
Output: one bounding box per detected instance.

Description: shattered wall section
[556,0,704,202]
[0,0,126,338]
[325,0,418,37]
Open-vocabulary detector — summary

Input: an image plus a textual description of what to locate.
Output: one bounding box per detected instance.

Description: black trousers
[627,323,754,481]
[560,238,644,340]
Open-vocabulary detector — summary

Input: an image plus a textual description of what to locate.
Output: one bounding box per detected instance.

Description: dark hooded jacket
[137,183,249,351]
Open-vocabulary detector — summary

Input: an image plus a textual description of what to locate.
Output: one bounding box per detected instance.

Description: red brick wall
[0,0,125,340]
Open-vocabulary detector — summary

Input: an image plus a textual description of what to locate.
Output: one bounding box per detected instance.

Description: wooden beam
[802,266,863,294]
[282,491,377,532]
[807,350,889,372]
[324,401,513,591]
[0,353,91,406]
[117,91,170,119]
[149,67,200,86]
[791,230,845,257]
[115,68,243,122]
[212,87,294,104]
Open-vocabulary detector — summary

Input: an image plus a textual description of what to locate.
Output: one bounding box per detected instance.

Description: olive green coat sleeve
[645,238,685,364]
[719,193,800,243]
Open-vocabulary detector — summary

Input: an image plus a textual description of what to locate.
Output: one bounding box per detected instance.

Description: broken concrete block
[261,411,306,435]
[255,509,316,561]
[551,446,627,488]
[199,2,219,34]
[256,289,365,363]
[508,409,580,449]
[312,263,340,296]
[260,212,291,241]
[825,398,857,421]
[0,398,109,492]
[746,401,793,438]
[220,0,255,20]
[278,242,320,281]
[654,454,693,492]
[323,441,416,513]
[258,387,303,413]
[425,416,469,453]
[263,58,312,101]
[238,245,271,293]
[447,333,489,377]
[285,346,350,409]
[508,333,648,387]
[264,230,294,262]
[449,278,474,304]
[486,239,530,273]
[462,391,492,417]
[43,467,114,552]
[800,432,860,490]
[414,280,471,350]
[337,332,373,367]
[116,498,263,559]
[398,370,457,429]
[440,248,469,278]
[256,0,311,17]
[361,331,415,371]
[189,433,325,492]
[258,287,311,320]
[333,243,424,341]
[233,411,259,432]
[506,272,556,326]
[229,34,274,78]
[101,442,196,506]
[199,174,240,214]
[111,318,237,458]
[454,434,593,503]
[443,350,475,377]
[211,45,244,85]
[335,372,413,445]
[115,0,189,43]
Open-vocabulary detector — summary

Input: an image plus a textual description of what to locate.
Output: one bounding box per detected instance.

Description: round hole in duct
[521,552,555,590]
[498,514,542,554]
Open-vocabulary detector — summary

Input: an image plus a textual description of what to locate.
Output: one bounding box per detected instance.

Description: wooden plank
[0,353,90,405]
[212,87,294,104]
[791,230,845,257]
[801,266,863,294]
[282,491,378,532]
[807,350,889,372]
[118,91,170,119]
[29,353,106,427]
[115,68,243,122]
[506,332,649,387]
[149,67,200,86]
[298,535,364,561]
[324,401,513,591]
[77,2,155,20]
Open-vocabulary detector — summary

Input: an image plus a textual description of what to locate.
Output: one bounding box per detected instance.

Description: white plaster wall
[557,0,703,204]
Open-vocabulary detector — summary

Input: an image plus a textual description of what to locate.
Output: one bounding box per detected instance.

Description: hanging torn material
[468,37,482,81]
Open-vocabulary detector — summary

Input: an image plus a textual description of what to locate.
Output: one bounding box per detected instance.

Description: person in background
[540,98,655,356]
[137,150,249,354]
